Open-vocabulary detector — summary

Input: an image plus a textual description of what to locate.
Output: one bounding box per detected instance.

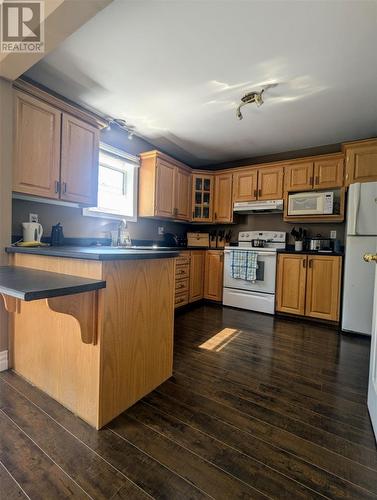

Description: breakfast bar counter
[4,248,178,429]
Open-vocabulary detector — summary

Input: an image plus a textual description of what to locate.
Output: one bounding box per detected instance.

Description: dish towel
[231,250,258,282]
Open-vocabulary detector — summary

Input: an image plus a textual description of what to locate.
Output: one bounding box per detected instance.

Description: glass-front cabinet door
[192,174,214,222]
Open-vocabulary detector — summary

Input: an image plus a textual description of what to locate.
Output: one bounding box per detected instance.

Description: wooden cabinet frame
[213,173,233,223]
[139,151,192,221]
[13,87,103,205]
[283,187,346,223]
[276,253,342,322]
[191,173,214,222]
[343,139,377,185]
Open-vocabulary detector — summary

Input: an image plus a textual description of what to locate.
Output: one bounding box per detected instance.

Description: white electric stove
[223,231,286,314]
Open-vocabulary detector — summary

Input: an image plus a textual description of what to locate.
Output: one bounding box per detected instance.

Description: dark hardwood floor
[1,304,376,499]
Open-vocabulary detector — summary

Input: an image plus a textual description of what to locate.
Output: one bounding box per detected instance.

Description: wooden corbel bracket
[0,293,20,313]
[47,290,99,345]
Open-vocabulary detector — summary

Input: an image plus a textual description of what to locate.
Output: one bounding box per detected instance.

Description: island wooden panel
[9,254,103,426]
[8,253,175,429]
[99,258,175,426]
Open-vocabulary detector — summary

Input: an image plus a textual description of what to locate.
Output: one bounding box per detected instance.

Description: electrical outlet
[29,213,39,223]
[158,226,164,235]
[330,230,337,239]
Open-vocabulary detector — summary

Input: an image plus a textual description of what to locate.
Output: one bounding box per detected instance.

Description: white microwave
[288,191,334,216]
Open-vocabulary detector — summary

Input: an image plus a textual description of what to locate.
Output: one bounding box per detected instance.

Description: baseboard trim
[0,350,8,371]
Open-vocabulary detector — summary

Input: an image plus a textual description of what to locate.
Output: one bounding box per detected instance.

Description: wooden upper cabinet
[175,167,191,220]
[139,151,191,220]
[213,173,233,223]
[13,91,61,199]
[276,254,307,316]
[284,162,314,192]
[189,250,205,302]
[204,250,224,302]
[343,139,377,185]
[258,166,283,200]
[313,157,344,189]
[233,169,258,202]
[60,114,99,205]
[305,256,341,321]
[155,158,176,218]
[192,174,214,222]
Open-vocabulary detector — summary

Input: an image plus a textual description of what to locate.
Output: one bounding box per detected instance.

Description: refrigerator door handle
[348,183,361,235]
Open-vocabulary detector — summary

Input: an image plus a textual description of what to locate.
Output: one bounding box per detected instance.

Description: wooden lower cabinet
[204,250,224,301]
[175,250,224,307]
[276,254,307,316]
[189,250,205,302]
[305,255,342,321]
[276,253,342,322]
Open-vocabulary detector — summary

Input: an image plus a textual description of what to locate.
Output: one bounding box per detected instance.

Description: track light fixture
[107,118,136,140]
[236,89,265,120]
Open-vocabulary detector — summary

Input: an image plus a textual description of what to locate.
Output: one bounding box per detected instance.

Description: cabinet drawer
[175,292,189,308]
[176,254,190,266]
[175,264,189,279]
[175,278,189,293]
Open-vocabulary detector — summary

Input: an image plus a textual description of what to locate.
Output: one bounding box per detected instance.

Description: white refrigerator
[342,182,377,335]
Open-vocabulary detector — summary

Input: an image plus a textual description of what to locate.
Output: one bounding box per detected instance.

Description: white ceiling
[26,0,377,166]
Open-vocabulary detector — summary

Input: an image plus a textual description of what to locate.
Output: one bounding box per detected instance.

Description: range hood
[233,200,284,214]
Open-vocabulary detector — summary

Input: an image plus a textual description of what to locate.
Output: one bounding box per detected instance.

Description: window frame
[83,142,139,222]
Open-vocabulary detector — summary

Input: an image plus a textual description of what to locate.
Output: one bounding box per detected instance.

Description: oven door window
[256,260,265,281]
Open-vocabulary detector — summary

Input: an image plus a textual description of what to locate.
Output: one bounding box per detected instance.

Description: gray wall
[12,199,189,242]
[202,213,345,246]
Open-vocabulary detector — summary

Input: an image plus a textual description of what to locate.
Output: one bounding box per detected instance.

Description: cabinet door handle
[258,189,262,197]
[303,258,306,268]
[54,180,60,193]
[308,259,312,268]
[62,182,67,194]
[315,176,319,185]
[254,189,258,198]
[214,212,217,220]
[309,176,313,185]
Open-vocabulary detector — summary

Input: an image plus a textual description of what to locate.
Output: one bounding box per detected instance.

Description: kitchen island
[5,246,178,429]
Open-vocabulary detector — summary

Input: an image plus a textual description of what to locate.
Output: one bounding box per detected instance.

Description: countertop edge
[5,247,180,260]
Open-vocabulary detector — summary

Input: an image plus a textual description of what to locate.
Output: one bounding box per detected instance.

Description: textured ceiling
[26,0,377,166]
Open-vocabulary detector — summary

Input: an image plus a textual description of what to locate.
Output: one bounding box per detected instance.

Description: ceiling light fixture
[236,89,265,120]
[107,118,136,140]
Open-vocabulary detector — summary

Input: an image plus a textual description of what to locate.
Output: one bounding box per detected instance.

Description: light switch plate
[29,213,39,223]
[330,230,337,239]
[158,226,164,235]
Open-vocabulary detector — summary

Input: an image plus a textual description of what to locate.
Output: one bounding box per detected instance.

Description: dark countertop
[0,266,106,301]
[6,246,180,261]
[277,248,344,257]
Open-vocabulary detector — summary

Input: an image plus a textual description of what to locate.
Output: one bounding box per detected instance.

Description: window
[84,143,139,221]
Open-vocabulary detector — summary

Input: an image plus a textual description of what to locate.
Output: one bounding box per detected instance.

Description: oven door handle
[224,250,275,257]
